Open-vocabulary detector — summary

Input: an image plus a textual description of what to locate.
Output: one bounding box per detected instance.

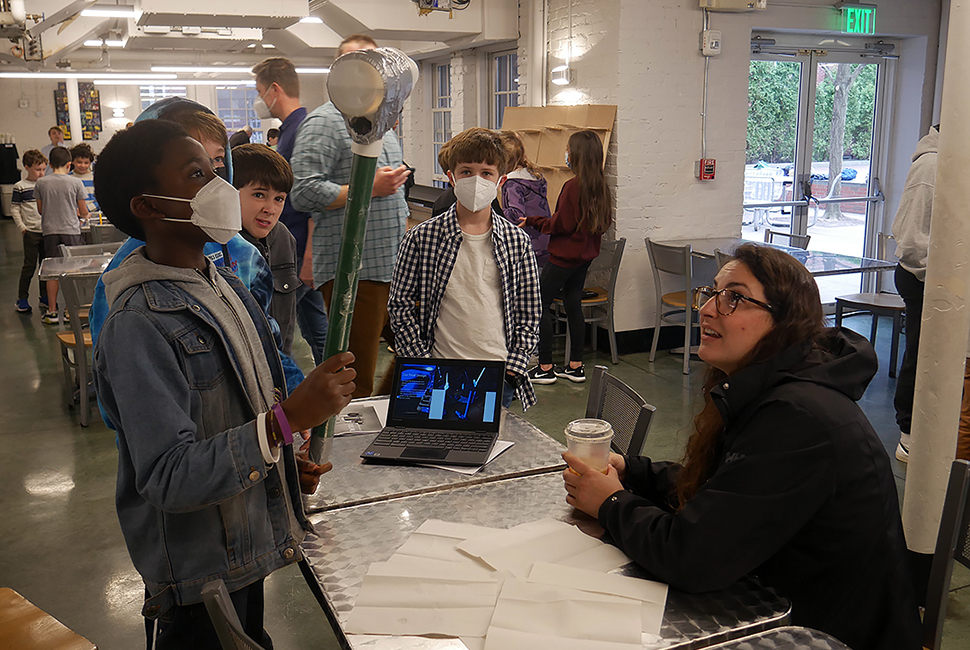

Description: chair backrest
[877,232,896,261]
[59,275,99,343]
[585,237,626,298]
[764,229,811,249]
[585,365,656,456]
[713,248,734,269]
[646,238,692,298]
[202,580,266,650]
[61,242,123,257]
[923,459,970,650]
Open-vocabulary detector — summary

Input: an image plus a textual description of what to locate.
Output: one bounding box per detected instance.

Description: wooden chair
[57,275,98,426]
[0,588,95,650]
[552,238,626,364]
[202,580,266,650]
[764,228,811,249]
[923,459,970,650]
[585,365,656,456]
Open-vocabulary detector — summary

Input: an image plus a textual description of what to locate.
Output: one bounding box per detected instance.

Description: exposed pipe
[12,0,28,25]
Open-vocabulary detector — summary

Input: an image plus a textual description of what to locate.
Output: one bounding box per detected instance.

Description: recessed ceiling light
[299,16,324,24]
[81,4,139,18]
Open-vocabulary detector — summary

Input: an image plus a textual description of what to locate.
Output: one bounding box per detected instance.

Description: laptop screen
[387,357,505,431]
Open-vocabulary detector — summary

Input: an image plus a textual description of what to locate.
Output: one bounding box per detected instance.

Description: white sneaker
[895,432,911,463]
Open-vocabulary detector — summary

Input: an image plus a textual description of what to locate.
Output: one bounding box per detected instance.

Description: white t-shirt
[432,228,508,361]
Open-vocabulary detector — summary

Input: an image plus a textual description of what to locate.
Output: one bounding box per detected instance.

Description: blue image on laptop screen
[393,363,503,424]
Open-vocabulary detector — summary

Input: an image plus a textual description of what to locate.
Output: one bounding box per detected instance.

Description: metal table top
[704,626,850,650]
[303,408,568,513]
[657,238,894,277]
[38,254,111,281]
[301,473,791,649]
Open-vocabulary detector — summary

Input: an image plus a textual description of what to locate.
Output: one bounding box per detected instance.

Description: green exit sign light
[842,5,876,35]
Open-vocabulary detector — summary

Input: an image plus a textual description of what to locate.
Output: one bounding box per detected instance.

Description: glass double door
[744,39,892,297]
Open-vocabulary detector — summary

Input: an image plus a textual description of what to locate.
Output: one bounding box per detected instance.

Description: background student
[34,146,88,324]
[70,143,98,213]
[523,130,612,385]
[498,130,551,268]
[12,149,48,314]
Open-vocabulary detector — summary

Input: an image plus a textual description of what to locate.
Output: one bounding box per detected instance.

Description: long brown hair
[567,130,611,235]
[674,243,826,507]
[499,130,544,179]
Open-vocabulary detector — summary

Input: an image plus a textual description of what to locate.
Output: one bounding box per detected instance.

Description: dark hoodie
[598,328,921,650]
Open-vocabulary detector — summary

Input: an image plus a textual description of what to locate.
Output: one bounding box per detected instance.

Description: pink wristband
[271,403,294,446]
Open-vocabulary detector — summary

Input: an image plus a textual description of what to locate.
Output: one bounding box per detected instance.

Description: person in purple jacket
[499,131,551,268]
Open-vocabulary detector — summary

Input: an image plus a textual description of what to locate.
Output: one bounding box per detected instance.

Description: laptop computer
[360,357,505,467]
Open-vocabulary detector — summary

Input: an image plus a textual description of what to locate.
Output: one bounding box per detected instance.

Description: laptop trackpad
[404,447,449,460]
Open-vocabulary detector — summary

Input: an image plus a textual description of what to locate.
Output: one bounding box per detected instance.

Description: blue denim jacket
[93,264,311,618]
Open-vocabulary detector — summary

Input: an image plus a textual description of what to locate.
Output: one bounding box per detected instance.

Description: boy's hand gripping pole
[309,47,418,464]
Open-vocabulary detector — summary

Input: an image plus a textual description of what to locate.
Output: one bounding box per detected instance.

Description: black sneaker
[527,366,557,385]
[555,364,587,383]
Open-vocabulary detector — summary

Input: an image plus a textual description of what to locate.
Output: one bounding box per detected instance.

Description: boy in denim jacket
[92,120,356,649]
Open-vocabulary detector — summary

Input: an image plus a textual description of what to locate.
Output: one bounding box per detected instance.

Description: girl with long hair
[498,131,552,267]
[562,244,921,650]
[522,129,612,384]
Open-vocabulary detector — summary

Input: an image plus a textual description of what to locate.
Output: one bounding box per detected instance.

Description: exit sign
[841,4,876,35]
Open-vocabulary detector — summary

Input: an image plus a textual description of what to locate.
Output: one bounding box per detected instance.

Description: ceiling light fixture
[96,79,256,86]
[0,72,176,80]
[299,16,324,24]
[84,40,125,48]
[295,67,330,74]
[151,66,253,74]
[80,4,139,18]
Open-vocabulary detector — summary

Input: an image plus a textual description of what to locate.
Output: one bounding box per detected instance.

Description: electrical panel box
[700,29,721,56]
[697,159,716,181]
[699,0,766,12]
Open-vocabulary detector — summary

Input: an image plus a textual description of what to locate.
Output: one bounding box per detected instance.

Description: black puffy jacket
[598,328,921,650]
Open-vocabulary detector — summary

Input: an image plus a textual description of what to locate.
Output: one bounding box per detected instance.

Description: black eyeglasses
[693,286,773,316]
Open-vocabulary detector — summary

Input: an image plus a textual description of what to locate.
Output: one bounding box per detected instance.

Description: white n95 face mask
[143,175,242,245]
[253,91,276,120]
[453,175,497,213]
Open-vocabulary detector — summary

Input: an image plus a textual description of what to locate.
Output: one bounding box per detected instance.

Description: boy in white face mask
[91,119,357,648]
[388,127,542,410]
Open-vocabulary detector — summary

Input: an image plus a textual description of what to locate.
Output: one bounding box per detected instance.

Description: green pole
[309,149,379,464]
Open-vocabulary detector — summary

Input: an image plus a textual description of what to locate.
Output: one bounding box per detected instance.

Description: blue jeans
[502,383,515,409]
[294,277,328,366]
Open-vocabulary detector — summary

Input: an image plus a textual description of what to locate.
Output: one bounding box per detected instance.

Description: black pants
[18,231,45,302]
[538,261,591,366]
[145,579,272,650]
[894,264,925,435]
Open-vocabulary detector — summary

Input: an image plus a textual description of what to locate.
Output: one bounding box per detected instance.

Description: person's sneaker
[527,366,557,385]
[15,299,31,313]
[39,296,49,310]
[62,310,70,323]
[555,364,587,383]
[42,310,60,324]
[896,432,911,463]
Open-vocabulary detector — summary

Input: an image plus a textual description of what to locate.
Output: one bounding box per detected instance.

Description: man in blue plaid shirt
[289,34,411,398]
[388,128,541,409]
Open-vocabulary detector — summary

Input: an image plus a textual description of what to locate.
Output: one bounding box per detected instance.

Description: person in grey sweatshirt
[891,124,938,462]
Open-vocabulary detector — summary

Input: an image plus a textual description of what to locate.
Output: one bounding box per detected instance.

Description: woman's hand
[295,449,331,495]
[281,351,356,432]
[562,452,624,518]
[609,452,627,481]
[517,216,528,228]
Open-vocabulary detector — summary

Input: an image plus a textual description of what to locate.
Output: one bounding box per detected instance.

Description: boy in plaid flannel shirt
[388,128,541,409]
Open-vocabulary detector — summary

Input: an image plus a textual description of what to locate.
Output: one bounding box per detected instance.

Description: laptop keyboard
[372,429,494,452]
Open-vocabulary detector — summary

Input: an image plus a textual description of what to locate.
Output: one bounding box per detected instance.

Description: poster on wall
[78,82,102,141]
[54,83,71,140]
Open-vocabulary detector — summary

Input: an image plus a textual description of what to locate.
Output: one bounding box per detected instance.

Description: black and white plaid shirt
[388,206,541,409]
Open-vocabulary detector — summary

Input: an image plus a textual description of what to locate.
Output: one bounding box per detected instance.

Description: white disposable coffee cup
[564,419,613,473]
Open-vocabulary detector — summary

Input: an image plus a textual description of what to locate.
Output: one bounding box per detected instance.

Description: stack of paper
[345,519,668,649]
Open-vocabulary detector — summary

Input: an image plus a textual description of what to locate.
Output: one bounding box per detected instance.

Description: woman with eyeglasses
[563,243,920,650]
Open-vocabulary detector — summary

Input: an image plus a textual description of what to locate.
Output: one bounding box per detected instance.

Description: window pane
[443,111,451,140]
[496,55,508,92]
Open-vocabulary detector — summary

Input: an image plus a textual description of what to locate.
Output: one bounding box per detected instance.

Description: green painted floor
[0,217,967,649]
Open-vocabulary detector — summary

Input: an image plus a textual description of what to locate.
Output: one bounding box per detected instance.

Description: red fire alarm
[697,158,716,181]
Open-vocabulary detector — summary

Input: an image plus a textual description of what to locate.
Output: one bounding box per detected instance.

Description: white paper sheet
[527,563,668,635]
[477,523,610,578]
[422,441,515,474]
[458,519,568,559]
[484,579,642,650]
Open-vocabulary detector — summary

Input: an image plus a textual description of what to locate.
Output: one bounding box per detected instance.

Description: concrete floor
[0,217,967,649]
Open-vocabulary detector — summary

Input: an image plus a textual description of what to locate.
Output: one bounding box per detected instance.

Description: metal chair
[56,275,98,426]
[646,239,716,375]
[585,365,656,456]
[202,580,266,650]
[713,248,733,269]
[60,242,123,257]
[552,237,626,364]
[764,228,811,249]
[923,459,970,650]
